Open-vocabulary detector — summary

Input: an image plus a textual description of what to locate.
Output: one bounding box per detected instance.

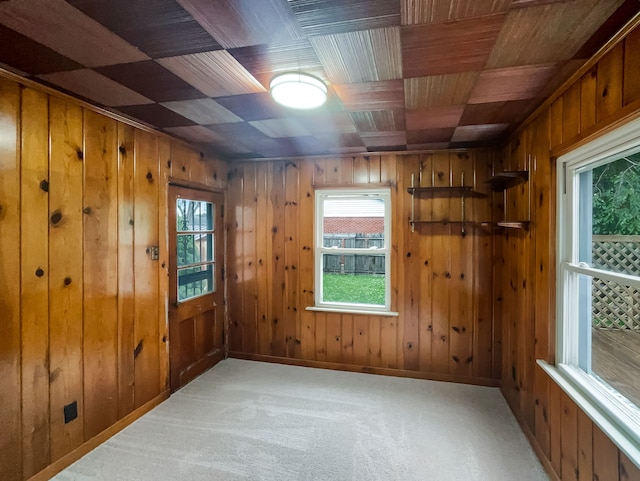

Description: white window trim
[311,188,395,315]
[553,115,640,468]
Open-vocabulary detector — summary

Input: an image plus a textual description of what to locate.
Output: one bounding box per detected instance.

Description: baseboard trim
[500,387,560,481]
[228,352,501,387]
[28,390,170,481]
[177,348,225,390]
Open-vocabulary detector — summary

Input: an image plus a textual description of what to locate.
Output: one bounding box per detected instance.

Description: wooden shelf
[485,171,529,191]
[496,221,530,230]
[409,220,492,226]
[406,186,487,198]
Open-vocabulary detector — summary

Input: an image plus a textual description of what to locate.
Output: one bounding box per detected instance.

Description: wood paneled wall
[0,76,226,481]
[226,151,500,385]
[497,23,640,481]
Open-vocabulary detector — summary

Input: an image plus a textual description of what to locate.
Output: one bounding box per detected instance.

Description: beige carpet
[53,359,548,481]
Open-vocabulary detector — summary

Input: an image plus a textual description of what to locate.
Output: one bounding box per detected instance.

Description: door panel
[169,185,225,392]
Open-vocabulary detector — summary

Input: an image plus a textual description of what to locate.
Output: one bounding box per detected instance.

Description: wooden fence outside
[323,233,385,275]
[592,235,640,330]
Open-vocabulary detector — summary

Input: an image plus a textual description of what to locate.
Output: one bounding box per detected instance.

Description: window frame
[175,196,217,303]
[312,188,393,315]
[546,115,640,465]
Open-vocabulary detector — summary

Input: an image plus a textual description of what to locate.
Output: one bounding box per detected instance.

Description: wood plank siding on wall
[227,151,500,386]
[497,22,640,481]
[0,75,227,481]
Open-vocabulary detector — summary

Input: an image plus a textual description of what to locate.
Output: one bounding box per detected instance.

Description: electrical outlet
[64,401,78,424]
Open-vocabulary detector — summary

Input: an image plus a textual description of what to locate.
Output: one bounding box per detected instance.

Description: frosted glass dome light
[270,72,327,110]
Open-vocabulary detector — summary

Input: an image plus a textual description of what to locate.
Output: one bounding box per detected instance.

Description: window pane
[177,199,213,232]
[178,264,214,301]
[586,154,640,274]
[322,254,385,306]
[177,234,213,267]
[323,197,385,246]
[590,277,640,408]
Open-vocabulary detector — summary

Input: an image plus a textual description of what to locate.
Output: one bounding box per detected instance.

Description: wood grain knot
[50,210,63,225]
[64,277,72,286]
[40,179,49,192]
[76,150,83,160]
[83,206,92,215]
[134,340,143,358]
[146,171,153,182]
[35,268,45,277]
[167,160,172,168]
[129,219,134,226]
[119,145,127,155]
[602,87,608,98]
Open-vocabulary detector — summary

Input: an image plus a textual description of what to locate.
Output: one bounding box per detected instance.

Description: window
[555,117,640,456]
[313,189,391,313]
[176,198,215,302]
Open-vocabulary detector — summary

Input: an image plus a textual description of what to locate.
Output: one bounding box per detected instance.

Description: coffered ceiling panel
[401,14,505,77]
[406,105,465,130]
[249,118,313,138]
[0,0,149,67]
[361,131,407,149]
[39,69,154,107]
[157,51,266,98]
[401,0,511,25]
[333,80,405,111]
[0,24,83,75]
[176,0,304,49]
[451,123,509,142]
[0,0,636,158]
[165,125,225,143]
[311,27,402,83]
[404,72,479,108]
[96,60,205,102]
[116,104,196,128]
[406,127,455,144]
[468,64,558,104]
[297,112,358,135]
[290,0,400,37]
[66,0,222,58]
[349,110,406,132]
[486,0,625,69]
[458,99,536,126]
[160,98,243,124]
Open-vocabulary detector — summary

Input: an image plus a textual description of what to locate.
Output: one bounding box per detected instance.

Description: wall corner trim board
[27,391,169,481]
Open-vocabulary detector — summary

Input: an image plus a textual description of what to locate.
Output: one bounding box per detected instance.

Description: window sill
[537,360,640,468]
[306,306,399,317]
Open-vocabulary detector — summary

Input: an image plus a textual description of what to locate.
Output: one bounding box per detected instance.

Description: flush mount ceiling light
[270,72,327,110]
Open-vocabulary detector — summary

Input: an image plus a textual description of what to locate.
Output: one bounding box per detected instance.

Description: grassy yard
[323,273,385,305]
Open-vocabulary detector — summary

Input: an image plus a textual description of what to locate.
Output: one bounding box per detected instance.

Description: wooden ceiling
[0,0,638,159]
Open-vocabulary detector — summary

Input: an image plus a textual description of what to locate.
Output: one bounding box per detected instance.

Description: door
[168,185,225,392]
